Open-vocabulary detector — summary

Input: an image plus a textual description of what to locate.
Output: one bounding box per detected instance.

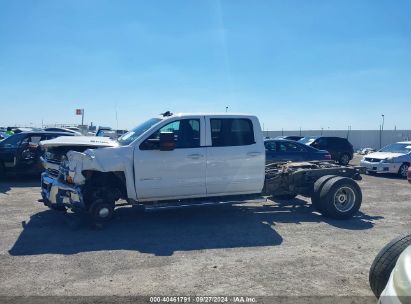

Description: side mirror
[159,132,176,151]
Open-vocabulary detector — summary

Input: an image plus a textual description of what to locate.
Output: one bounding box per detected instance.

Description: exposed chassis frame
[263,161,365,197]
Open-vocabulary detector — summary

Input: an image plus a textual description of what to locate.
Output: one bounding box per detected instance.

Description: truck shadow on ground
[0,176,39,195]
[9,197,382,257]
[263,197,383,230]
[365,172,406,180]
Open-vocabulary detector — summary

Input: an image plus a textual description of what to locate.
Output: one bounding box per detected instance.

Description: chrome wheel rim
[98,207,110,218]
[333,186,356,212]
[400,165,409,177]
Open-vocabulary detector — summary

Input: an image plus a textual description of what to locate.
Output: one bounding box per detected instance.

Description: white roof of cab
[39,136,118,148]
[163,112,257,118]
[398,141,411,144]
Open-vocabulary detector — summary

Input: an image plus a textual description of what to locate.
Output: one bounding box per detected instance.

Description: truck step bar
[138,197,268,212]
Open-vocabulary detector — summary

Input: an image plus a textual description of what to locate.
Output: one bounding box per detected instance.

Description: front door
[134,117,206,201]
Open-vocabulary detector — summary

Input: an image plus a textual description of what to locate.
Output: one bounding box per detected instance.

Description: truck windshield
[117,118,161,146]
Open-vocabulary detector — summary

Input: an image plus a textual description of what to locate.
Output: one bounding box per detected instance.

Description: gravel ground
[0,154,410,298]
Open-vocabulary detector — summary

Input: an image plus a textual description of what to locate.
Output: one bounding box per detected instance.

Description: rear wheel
[369,232,411,298]
[318,176,362,219]
[311,175,336,212]
[398,163,409,178]
[339,153,351,166]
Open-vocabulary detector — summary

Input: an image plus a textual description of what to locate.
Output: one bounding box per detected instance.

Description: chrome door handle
[247,152,262,157]
[187,154,204,159]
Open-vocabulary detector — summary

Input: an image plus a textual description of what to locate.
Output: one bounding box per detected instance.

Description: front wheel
[318,176,362,219]
[89,199,115,224]
[398,163,409,178]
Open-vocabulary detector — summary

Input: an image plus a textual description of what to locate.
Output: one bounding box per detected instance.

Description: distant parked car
[299,136,354,165]
[65,127,82,132]
[0,131,74,176]
[0,132,8,141]
[44,127,82,135]
[264,139,331,163]
[360,141,411,178]
[96,128,128,139]
[358,147,376,155]
[275,135,304,141]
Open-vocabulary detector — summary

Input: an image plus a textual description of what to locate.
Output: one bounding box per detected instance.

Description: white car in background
[360,141,411,178]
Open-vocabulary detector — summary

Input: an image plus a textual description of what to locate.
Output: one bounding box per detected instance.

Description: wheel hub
[337,193,347,203]
[333,186,356,212]
[401,165,408,177]
[98,207,110,218]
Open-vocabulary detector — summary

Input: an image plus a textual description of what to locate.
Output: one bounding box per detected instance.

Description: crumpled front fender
[66,146,136,200]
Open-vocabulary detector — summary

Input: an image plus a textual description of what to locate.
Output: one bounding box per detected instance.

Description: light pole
[380,114,385,148]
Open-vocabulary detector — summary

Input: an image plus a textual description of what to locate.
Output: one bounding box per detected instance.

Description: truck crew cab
[40,112,365,224]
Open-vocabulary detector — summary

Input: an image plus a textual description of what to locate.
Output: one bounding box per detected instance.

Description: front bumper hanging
[41,172,85,210]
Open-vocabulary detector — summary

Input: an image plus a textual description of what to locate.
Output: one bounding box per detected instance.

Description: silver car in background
[360,141,411,178]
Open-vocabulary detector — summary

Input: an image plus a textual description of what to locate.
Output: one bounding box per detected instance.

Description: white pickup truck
[40,112,365,224]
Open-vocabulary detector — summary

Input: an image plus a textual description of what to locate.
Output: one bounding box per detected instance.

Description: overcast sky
[0,0,410,130]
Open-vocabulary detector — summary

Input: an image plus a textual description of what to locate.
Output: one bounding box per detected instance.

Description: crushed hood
[40,136,118,148]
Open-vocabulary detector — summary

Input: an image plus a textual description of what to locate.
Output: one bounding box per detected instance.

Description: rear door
[205,117,265,196]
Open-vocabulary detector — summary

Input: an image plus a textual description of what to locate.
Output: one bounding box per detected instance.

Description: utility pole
[380,114,385,148]
[347,125,351,139]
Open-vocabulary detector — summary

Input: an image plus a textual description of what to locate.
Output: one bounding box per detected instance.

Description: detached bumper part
[41,172,85,210]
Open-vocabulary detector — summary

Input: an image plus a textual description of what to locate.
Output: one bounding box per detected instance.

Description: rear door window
[277,141,307,152]
[264,141,276,151]
[210,118,254,147]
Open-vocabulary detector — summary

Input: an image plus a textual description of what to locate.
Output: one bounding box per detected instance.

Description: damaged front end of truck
[40,136,134,219]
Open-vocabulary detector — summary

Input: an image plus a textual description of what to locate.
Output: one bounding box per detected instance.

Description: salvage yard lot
[0,155,410,296]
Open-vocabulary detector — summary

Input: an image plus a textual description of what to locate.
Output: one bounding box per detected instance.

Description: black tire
[311,175,337,212]
[272,193,297,200]
[339,153,351,166]
[318,176,362,219]
[398,163,409,179]
[89,199,115,224]
[369,232,411,298]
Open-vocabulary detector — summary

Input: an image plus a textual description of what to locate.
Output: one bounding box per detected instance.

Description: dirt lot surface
[0,155,410,298]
